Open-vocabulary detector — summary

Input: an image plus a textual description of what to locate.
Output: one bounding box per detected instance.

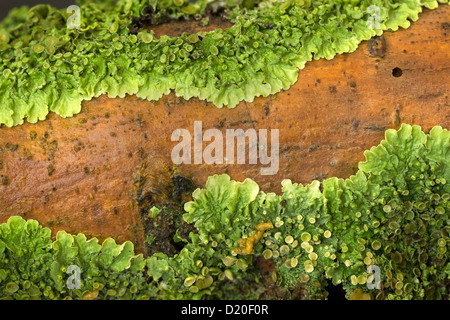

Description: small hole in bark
[392,67,403,77]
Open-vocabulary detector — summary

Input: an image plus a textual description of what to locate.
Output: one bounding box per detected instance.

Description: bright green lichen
[0,124,448,299]
[323,125,450,299]
[0,217,149,300]
[0,0,449,126]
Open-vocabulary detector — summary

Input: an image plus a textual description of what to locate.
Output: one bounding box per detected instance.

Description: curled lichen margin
[0,123,448,300]
[0,0,449,127]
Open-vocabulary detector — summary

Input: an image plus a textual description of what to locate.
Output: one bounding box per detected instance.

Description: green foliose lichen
[0,124,448,300]
[0,216,149,300]
[0,0,449,126]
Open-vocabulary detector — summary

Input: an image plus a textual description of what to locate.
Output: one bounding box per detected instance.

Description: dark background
[1,0,75,20]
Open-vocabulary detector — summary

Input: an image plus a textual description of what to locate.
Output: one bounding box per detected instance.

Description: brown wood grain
[0,6,448,253]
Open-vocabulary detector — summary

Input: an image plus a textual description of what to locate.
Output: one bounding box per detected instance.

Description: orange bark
[0,6,448,253]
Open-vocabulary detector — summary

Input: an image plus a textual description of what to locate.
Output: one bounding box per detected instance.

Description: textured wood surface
[0,6,448,253]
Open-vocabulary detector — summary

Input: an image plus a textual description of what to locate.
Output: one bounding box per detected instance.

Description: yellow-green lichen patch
[0,0,449,126]
[0,124,448,300]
